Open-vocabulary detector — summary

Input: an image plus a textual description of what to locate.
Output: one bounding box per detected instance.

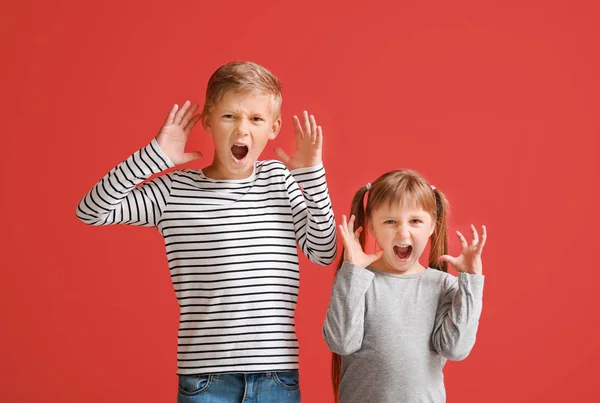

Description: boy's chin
[225,154,257,176]
[205,153,256,180]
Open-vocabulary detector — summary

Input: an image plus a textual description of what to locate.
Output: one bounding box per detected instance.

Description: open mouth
[231,143,249,162]
[393,245,412,260]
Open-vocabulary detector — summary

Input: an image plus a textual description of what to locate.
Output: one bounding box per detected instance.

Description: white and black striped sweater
[76,139,337,375]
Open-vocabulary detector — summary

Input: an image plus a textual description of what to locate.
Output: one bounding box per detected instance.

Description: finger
[354,226,363,239]
[456,231,468,250]
[184,114,202,134]
[165,104,178,125]
[273,148,291,165]
[338,216,352,245]
[344,214,355,237]
[302,111,311,140]
[293,115,304,140]
[340,214,349,234]
[315,126,323,149]
[346,216,358,241]
[181,151,203,164]
[347,214,356,233]
[338,224,350,245]
[180,103,199,127]
[174,100,191,125]
[309,114,318,143]
[476,225,487,252]
[470,224,479,246]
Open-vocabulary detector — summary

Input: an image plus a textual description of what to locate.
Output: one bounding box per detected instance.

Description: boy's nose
[235,119,250,136]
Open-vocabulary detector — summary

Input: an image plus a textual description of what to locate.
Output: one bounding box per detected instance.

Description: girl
[323,170,487,403]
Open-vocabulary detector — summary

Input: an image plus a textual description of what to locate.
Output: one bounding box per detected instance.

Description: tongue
[394,246,412,259]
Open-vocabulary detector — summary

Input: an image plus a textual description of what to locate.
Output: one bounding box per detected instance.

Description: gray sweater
[323,262,484,403]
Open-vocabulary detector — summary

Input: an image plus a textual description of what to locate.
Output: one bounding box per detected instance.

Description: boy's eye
[223,114,234,119]
[252,117,264,122]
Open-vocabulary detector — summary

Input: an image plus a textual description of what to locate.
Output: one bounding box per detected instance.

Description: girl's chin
[383,254,424,273]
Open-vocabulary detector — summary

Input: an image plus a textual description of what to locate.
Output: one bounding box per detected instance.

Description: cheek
[416,230,432,248]
[213,132,227,148]
[260,126,274,139]
[252,130,273,147]
[372,228,392,247]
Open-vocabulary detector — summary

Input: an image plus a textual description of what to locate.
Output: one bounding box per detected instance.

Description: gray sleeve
[431,273,485,361]
[323,261,375,355]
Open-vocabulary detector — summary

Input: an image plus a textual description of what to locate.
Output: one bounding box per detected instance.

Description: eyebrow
[220,109,268,117]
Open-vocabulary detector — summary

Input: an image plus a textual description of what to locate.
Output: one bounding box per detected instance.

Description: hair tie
[431,185,436,190]
[365,182,372,190]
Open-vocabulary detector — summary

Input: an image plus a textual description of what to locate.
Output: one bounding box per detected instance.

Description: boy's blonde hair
[202,61,283,119]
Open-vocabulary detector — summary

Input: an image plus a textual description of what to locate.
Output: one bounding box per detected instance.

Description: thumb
[367,250,384,265]
[181,151,203,164]
[273,148,291,165]
[438,255,457,266]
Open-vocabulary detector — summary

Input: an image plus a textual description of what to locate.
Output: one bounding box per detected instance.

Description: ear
[428,220,435,237]
[366,218,374,234]
[269,117,282,140]
[202,113,212,133]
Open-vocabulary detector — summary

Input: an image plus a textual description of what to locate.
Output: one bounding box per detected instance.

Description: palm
[155,101,203,165]
[157,123,187,151]
[339,215,383,269]
[274,110,323,170]
[450,250,482,274]
[287,141,320,170]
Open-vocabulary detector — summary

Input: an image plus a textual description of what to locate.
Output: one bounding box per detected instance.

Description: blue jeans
[177,371,301,403]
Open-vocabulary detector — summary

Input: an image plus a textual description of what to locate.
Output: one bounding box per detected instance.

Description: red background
[1,0,598,402]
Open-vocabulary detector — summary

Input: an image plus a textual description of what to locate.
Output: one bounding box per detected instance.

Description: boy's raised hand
[439,225,487,275]
[156,101,203,165]
[274,110,323,170]
[339,215,383,269]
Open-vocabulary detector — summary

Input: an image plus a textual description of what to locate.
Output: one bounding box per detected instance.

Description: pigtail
[331,350,342,403]
[331,184,370,403]
[428,188,449,272]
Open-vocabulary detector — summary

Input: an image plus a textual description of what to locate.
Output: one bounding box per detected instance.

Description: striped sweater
[76,139,337,375]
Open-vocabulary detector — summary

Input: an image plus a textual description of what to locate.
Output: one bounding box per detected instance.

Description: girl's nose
[397,226,410,238]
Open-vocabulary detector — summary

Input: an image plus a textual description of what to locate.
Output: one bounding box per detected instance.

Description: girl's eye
[384,220,396,224]
[410,219,423,224]
[223,114,234,119]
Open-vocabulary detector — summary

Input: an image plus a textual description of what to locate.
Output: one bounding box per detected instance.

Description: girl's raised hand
[439,225,487,275]
[339,215,383,268]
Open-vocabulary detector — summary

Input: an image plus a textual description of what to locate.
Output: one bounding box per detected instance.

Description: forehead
[373,198,430,217]
[214,90,275,113]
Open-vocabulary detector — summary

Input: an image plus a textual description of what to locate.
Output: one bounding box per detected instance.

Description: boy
[77,62,337,402]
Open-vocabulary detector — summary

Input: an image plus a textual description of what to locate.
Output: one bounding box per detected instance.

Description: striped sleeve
[286,163,337,265]
[76,139,175,227]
